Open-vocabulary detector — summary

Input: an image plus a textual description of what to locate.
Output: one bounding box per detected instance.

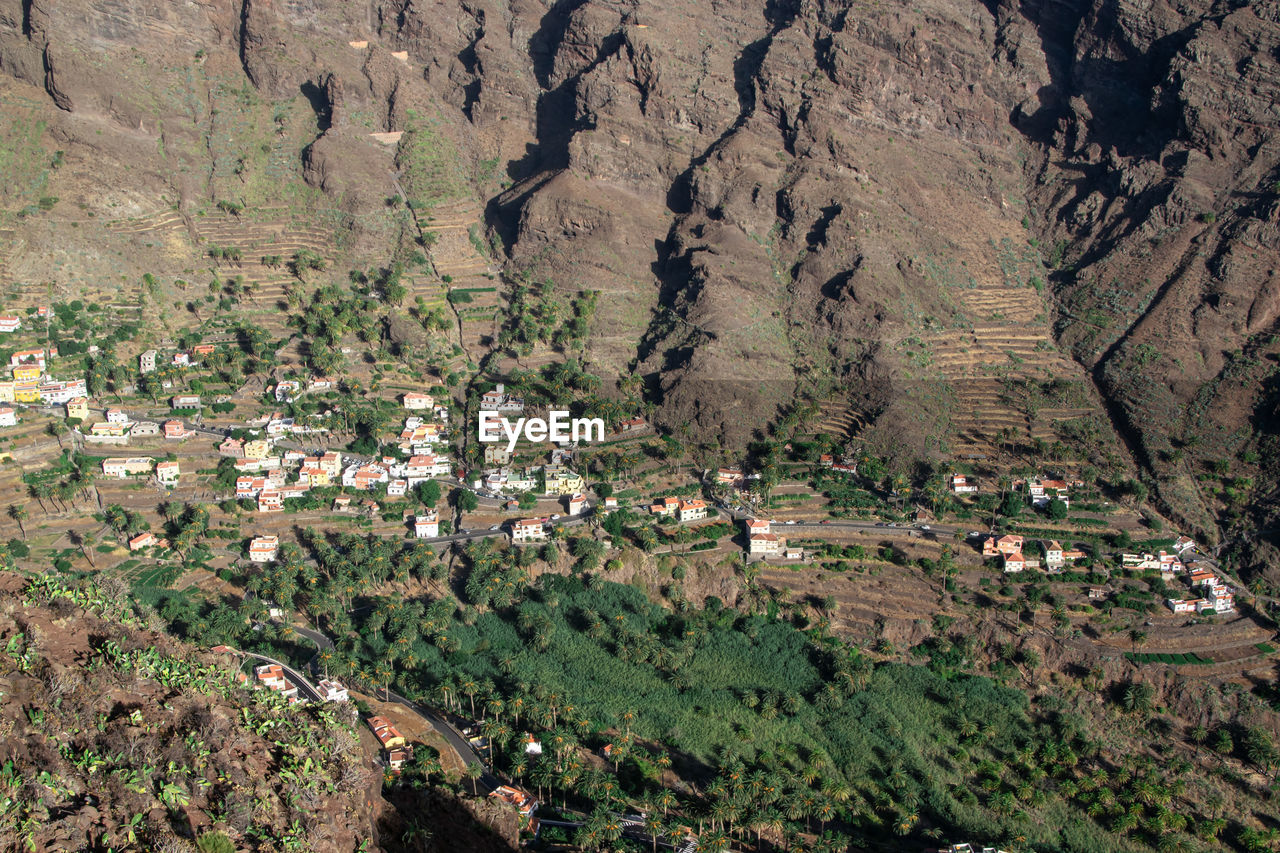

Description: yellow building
[543,464,584,495]
[243,439,272,460]
[13,382,39,403]
[66,396,89,420]
[11,365,40,382]
[301,467,331,487]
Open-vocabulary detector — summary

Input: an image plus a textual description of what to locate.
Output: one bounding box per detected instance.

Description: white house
[479,383,524,412]
[511,518,548,543]
[678,499,708,522]
[0,407,15,427]
[414,511,439,538]
[139,350,157,373]
[0,316,22,333]
[1043,540,1064,571]
[949,474,978,494]
[1199,586,1235,614]
[102,457,154,478]
[342,464,389,490]
[39,379,87,405]
[10,349,46,370]
[748,533,782,557]
[1122,553,1161,571]
[316,679,350,702]
[403,392,434,410]
[405,454,449,479]
[1166,598,1201,614]
[249,535,279,563]
[567,494,587,516]
[716,467,743,485]
[154,460,180,486]
[274,380,300,403]
[1027,478,1070,508]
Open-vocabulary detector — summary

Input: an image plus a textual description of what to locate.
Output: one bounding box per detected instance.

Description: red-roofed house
[983,534,1023,558]
[512,518,547,543]
[249,535,279,563]
[749,532,782,556]
[1003,551,1027,573]
[678,499,708,522]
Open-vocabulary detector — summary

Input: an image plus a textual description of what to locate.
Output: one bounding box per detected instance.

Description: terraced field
[193,210,336,333]
[810,399,867,442]
[421,200,501,359]
[923,274,1094,460]
[1099,612,1279,680]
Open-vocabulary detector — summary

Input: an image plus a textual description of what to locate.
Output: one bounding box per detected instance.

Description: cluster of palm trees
[250,529,446,627]
[153,501,214,564]
[101,504,149,544]
[461,538,529,609]
[25,464,96,516]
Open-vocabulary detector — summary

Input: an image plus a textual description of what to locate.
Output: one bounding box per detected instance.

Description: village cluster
[981,531,1233,614]
[0,339,88,428]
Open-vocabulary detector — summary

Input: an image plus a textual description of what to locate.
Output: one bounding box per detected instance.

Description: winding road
[289,623,498,789]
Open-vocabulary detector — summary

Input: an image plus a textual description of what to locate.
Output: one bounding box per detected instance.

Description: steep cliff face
[1008,0,1280,539]
[1,0,1279,541]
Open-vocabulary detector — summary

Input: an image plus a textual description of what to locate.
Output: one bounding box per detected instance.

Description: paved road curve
[229,647,325,703]
[289,623,497,789]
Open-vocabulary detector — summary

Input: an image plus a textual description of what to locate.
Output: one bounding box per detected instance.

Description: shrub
[196,832,236,853]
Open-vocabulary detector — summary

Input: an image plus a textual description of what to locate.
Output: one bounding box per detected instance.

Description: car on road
[968,530,982,538]
[820,520,830,524]
[920,524,930,531]
[550,514,561,520]
[489,525,500,531]
[785,520,796,525]
[875,522,886,527]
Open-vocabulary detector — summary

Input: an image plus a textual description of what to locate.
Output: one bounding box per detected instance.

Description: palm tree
[7,504,26,540]
[28,483,48,513]
[464,762,482,797]
[69,530,94,567]
[460,676,479,718]
[644,813,665,853]
[697,829,730,853]
[1189,723,1209,755]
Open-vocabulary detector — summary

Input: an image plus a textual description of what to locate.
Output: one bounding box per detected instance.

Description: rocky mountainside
[1,0,1279,549]
[0,572,377,851]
